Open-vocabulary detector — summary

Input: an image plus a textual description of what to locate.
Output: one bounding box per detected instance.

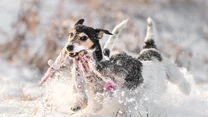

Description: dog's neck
[88,44,103,62]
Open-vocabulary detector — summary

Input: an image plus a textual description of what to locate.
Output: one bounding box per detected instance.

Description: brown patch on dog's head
[72,32,94,49]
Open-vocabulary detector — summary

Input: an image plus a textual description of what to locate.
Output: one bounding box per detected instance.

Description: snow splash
[41,67,208,117]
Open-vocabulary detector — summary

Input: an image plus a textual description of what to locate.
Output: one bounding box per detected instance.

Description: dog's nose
[66,45,74,51]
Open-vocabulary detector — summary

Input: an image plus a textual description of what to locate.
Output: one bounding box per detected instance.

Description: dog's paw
[71,105,81,112]
[70,99,88,112]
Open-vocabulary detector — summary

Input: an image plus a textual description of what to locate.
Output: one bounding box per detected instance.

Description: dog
[63,18,191,113]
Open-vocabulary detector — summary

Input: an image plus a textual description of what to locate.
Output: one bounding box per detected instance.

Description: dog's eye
[69,32,73,37]
[80,36,87,41]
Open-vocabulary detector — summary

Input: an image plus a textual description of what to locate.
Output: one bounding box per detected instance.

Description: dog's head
[65,19,112,58]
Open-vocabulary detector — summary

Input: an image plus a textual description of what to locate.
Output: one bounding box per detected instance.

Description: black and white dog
[63,18,191,112]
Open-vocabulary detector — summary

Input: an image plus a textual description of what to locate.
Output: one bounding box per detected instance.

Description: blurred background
[0,0,208,115]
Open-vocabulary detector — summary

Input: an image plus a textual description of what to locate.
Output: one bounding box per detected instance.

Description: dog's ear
[74,19,85,26]
[95,29,113,39]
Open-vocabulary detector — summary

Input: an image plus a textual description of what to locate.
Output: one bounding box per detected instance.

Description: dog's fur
[65,18,191,113]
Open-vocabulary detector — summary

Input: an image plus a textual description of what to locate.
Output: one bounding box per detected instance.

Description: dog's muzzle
[66,44,79,57]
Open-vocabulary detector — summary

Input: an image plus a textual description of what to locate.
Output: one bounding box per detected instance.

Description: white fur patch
[141,60,167,99]
[144,17,154,43]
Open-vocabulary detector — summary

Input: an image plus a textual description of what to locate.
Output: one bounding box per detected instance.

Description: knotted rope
[72,50,98,106]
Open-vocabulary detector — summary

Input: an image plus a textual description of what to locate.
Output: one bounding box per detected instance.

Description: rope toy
[40,49,116,108]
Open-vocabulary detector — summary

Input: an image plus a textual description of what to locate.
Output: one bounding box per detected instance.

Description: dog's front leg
[71,76,88,112]
[71,58,88,112]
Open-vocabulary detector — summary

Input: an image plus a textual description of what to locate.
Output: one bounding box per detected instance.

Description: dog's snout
[66,45,74,51]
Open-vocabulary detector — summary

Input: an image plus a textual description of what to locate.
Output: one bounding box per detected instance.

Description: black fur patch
[143,39,157,49]
[97,53,144,90]
[75,25,98,43]
[92,43,103,62]
[103,48,110,58]
[137,50,162,62]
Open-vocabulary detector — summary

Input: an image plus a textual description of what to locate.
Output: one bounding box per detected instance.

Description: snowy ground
[0,0,208,117]
[0,61,208,117]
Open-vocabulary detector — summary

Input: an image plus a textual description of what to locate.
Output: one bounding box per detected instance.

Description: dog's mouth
[69,52,79,57]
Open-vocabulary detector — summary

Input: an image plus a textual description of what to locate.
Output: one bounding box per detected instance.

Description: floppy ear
[74,19,84,26]
[95,29,113,39]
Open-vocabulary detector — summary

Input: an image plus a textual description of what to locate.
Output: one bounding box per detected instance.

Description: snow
[0,0,208,117]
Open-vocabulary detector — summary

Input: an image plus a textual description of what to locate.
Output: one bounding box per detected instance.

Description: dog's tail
[103,19,128,57]
[143,17,157,49]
